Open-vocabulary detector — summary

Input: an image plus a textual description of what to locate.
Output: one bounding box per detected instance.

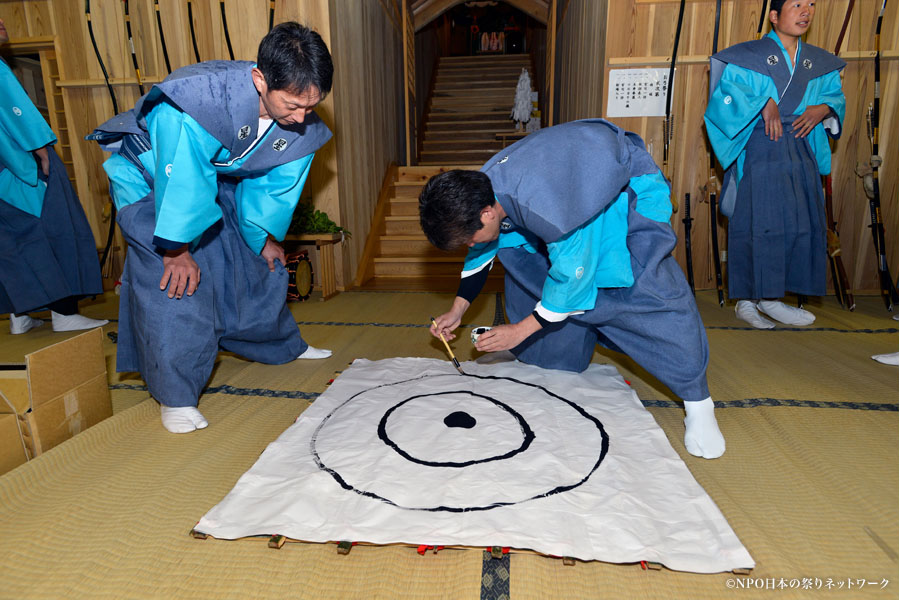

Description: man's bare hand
[474,315,542,353]
[261,237,285,272]
[430,297,471,341]
[791,104,830,138]
[762,98,782,141]
[34,146,50,176]
[160,245,200,299]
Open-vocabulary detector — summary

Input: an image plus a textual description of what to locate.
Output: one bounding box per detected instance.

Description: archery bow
[269,1,276,31]
[757,0,770,39]
[123,0,145,95]
[707,0,725,306]
[822,0,855,310]
[220,0,235,60]
[154,0,172,74]
[187,0,202,63]
[864,0,897,311]
[682,193,695,294]
[663,0,686,214]
[85,0,119,115]
[85,0,119,272]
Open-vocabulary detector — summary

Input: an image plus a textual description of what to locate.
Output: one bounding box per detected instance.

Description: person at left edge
[88,22,333,434]
[0,17,107,334]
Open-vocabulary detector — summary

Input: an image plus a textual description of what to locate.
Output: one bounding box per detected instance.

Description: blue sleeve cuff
[152,236,186,251]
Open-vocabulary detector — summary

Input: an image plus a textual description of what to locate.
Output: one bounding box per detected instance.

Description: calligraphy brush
[430,317,465,375]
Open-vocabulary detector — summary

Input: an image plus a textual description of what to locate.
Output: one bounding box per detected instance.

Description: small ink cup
[471,326,492,345]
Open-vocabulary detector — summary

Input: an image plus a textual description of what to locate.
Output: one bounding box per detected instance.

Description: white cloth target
[312,373,608,511]
[196,358,754,573]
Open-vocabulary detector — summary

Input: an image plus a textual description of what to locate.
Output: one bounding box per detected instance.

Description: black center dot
[444,411,476,429]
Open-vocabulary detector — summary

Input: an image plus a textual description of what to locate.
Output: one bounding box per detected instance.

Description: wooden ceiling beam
[411,0,549,32]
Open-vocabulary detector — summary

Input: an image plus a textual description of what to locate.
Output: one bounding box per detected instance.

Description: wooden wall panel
[580,0,897,296]
[2,0,343,285]
[553,0,606,124]
[0,0,53,37]
[414,19,438,154]
[524,15,547,124]
[328,0,405,285]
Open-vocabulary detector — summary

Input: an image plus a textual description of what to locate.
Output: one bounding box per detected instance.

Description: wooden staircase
[419,54,533,166]
[356,53,534,290]
[355,164,504,291]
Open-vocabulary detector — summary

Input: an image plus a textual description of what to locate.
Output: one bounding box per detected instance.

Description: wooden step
[390,187,423,202]
[424,129,514,141]
[428,111,510,121]
[435,73,521,83]
[431,91,515,101]
[396,165,480,182]
[431,89,517,99]
[434,79,520,90]
[429,100,514,111]
[426,105,515,115]
[372,256,506,278]
[419,152,499,165]
[378,236,464,256]
[384,216,424,235]
[355,276,503,293]
[373,256,467,277]
[388,198,419,214]
[421,139,504,150]
[438,55,531,66]
[426,120,513,132]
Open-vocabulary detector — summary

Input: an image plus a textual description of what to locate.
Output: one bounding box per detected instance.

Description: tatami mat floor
[0,289,896,599]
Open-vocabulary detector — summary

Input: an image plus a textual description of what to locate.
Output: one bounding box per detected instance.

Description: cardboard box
[0,328,111,471]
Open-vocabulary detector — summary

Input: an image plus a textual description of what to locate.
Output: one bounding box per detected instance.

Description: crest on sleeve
[802,59,812,70]
[238,125,251,140]
[273,138,288,152]
[766,55,779,66]
[12,106,22,116]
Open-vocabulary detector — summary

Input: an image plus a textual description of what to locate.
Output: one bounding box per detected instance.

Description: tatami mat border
[291,319,899,335]
[7,318,891,333]
[110,383,318,400]
[706,326,899,333]
[111,383,897,411]
[480,552,511,599]
[646,398,899,411]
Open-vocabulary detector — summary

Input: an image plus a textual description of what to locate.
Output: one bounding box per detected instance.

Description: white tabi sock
[297,346,332,360]
[757,300,815,326]
[51,311,110,332]
[871,352,899,366]
[9,314,44,335]
[683,397,726,459]
[735,300,775,329]
[160,406,209,434]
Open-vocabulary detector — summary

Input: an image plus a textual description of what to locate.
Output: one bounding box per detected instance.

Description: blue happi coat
[462,119,710,401]
[704,33,845,299]
[0,58,102,314]
[89,61,331,406]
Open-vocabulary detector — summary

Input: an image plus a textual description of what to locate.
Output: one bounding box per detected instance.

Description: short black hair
[257,22,333,97]
[769,0,787,14]
[418,170,495,250]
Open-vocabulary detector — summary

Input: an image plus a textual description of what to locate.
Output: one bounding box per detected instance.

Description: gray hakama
[114,183,303,406]
[705,36,845,300]
[0,148,102,314]
[90,61,331,407]
[727,118,827,298]
[473,119,711,402]
[499,197,710,402]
